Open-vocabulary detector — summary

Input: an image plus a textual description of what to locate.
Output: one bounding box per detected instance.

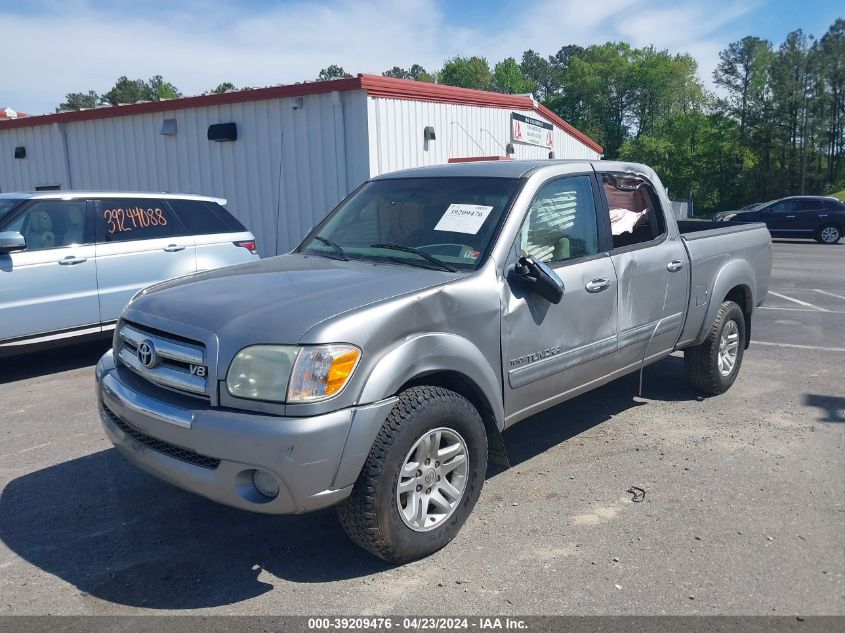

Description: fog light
[252,470,279,499]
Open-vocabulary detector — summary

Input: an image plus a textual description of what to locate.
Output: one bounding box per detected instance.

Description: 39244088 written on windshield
[298,177,522,271]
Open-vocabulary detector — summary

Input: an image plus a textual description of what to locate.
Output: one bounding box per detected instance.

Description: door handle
[163,244,186,252]
[667,260,684,272]
[585,278,610,293]
[785,215,796,219]
[58,256,87,265]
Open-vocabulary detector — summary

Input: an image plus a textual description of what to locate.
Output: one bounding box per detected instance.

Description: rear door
[0,199,99,342]
[165,198,258,269]
[597,172,689,370]
[501,173,619,422]
[93,197,196,323]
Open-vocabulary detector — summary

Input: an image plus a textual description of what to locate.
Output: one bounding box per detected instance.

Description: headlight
[226,345,299,401]
[226,344,360,403]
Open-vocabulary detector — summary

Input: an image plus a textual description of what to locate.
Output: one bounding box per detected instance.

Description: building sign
[511,113,554,149]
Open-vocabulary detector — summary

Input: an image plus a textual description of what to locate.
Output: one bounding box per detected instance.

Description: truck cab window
[517,175,599,263]
[602,175,665,249]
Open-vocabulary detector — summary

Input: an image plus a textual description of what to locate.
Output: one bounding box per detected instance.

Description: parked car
[95,161,772,563]
[714,195,845,243]
[0,191,258,356]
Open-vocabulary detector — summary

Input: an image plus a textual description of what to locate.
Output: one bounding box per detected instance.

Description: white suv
[0,191,259,355]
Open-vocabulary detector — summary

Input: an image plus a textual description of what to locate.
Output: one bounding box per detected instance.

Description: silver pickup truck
[95,160,772,563]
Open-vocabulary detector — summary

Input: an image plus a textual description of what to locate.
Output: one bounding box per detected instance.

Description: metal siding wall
[366,98,600,176]
[0,124,67,191]
[0,89,370,256]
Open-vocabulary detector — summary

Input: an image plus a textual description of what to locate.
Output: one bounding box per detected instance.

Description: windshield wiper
[369,243,457,272]
[310,235,348,261]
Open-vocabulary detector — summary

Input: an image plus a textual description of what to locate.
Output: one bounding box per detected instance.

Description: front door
[0,199,99,342]
[501,174,618,424]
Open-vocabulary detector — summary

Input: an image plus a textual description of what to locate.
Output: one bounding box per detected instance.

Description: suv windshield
[0,199,23,225]
[299,177,521,271]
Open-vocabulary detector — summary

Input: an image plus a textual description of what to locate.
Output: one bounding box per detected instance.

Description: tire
[337,386,488,563]
[817,224,841,244]
[684,300,745,395]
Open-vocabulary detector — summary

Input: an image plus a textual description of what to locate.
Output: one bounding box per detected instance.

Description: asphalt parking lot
[0,240,842,616]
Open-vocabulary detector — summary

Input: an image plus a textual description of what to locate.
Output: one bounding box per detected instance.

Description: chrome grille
[117,321,209,398]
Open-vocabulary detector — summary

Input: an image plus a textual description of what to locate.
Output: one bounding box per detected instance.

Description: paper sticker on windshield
[434,204,494,234]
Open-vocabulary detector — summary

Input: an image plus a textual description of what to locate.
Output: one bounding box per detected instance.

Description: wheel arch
[693,259,756,349]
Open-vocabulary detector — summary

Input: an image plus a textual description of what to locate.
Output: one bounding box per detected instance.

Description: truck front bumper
[95,350,396,514]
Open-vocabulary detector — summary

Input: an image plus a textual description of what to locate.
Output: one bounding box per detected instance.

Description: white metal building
[0,75,603,256]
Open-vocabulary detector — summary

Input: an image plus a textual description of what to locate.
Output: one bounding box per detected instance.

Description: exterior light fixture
[160,119,177,136]
[208,123,238,142]
[14,146,25,159]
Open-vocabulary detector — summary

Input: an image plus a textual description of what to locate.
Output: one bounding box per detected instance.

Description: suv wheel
[337,386,487,563]
[684,300,745,395]
[817,224,841,244]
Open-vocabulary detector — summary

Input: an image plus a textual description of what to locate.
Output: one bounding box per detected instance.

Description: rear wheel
[684,300,745,395]
[337,386,487,563]
[817,224,841,244]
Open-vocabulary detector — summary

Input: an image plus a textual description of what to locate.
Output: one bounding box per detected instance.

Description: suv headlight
[226,344,361,403]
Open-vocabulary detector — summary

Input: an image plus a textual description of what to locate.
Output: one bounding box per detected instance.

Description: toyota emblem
[137,340,158,369]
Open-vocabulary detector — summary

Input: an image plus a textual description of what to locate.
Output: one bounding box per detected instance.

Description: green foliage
[57,91,99,112]
[211,82,237,94]
[100,76,182,105]
[439,56,492,90]
[317,65,352,81]
[383,65,434,82]
[492,58,534,94]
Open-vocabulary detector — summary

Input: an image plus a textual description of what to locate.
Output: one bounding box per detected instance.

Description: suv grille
[102,404,220,470]
[116,321,209,399]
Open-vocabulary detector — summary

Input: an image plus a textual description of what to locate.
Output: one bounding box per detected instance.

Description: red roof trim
[360,74,534,109]
[0,77,364,130]
[0,73,602,153]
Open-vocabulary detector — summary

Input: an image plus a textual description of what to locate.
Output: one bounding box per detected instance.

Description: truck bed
[674,220,773,348]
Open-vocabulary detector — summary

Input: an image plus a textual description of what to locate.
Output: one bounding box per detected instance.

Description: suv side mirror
[509,256,564,304]
[0,231,26,254]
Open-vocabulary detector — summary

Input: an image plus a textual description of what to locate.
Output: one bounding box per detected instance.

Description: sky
[1,0,842,115]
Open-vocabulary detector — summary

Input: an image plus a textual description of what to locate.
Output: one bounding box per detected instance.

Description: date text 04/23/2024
[307,617,528,630]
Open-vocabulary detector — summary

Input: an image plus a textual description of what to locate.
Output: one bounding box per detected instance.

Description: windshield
[0,199,23,225]
[299,177,522,271]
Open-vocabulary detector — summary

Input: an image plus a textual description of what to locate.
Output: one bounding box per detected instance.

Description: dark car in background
[714,196,845,244]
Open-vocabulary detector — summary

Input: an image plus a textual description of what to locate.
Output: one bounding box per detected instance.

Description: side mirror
[0,231,26,254]
[508,256,564,304]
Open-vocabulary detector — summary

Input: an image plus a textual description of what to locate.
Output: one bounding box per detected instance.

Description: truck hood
[128,254,463,344]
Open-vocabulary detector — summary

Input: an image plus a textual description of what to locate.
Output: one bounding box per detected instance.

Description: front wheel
[817,224,841,244]
[684,300,746,395]
[337,386,488,563]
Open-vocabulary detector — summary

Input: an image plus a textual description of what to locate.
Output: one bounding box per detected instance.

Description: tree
[57,91,99,112]
[492,58,534,94]
[439,56,492,90]
[317,65,352,81]
[211,82,237,94]
[148,75,182,100]
[520,50,561,101]
[713,36,773,143]
[383,65,434,82]
[100,76,182,105]
[101,76,149,105]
